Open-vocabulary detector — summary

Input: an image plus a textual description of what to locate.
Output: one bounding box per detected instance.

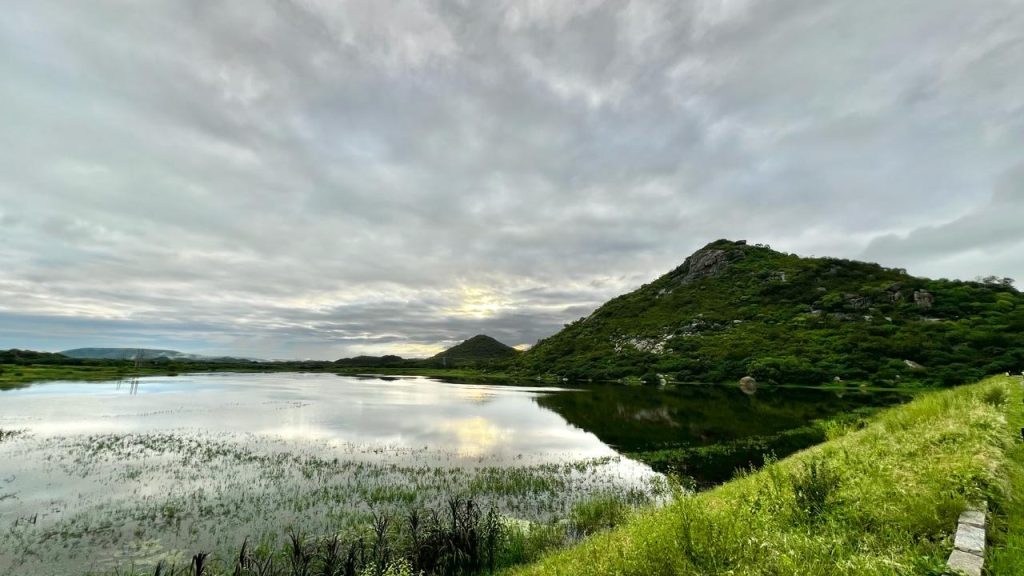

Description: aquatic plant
[0,428,26,442]
[1,427,661,575]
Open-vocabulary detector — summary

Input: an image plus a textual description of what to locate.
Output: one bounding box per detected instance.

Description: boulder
[914,290,934,309]
[904,359,925,370]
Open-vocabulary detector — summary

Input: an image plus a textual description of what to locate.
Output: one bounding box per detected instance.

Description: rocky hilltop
[517,239,1023,386]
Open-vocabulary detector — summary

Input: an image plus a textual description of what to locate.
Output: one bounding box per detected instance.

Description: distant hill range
[61,348,192,360]
[516,239,1024,387]
[59,348,252,362]
[333,354,408,368]
[335,335,518,369]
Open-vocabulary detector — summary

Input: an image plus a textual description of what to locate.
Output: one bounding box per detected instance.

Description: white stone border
[944,502,987,576]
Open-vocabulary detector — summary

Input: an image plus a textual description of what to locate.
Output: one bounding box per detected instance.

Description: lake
[0,373,910,575]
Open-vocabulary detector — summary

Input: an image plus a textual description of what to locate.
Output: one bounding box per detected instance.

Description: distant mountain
[334,355,406,367]
[431,335,518,366]
[61,348,190,360]
[58,348,253,362]
[0,349,72,364]
[517,239,1024,387]
[333,336,517,369]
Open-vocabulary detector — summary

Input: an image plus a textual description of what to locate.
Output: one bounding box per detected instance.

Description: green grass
[512,376,1021,576]
[0,362,530,389]
[0,364,177,389]
[988,377,1024,574]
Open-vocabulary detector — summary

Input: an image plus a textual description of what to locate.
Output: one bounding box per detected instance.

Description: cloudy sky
[1,0,1022,359]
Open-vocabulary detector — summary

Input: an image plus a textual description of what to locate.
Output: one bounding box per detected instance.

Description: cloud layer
[1,0,1022,358]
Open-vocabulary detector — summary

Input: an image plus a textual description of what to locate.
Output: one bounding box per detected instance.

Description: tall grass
[513,376,1018,576]
[987,376,1024,574]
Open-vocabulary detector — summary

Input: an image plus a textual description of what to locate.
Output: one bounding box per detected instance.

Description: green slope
[513,376,1019,576]
[518,239,1024,386]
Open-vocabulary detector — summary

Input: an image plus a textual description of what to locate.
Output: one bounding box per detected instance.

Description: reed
[98,492,649,576]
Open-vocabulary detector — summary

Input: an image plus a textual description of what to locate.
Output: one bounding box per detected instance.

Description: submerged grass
[0,429,663,575]
[99,493,650,576]
[513,376,1021,576]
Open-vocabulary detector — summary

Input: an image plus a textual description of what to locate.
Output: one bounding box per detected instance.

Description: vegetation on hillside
[516,240,1024,386]
[513,376,1020,576]
[0,349,77,365]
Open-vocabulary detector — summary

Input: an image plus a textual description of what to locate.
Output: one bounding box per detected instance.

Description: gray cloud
[1,0,1022,358]
[862,161,1024,278]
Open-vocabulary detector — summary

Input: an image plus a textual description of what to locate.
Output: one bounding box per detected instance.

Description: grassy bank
[514,376,1021,576]
[0,362,530,390]
[988,376,1024,574]
[0,364,179,389]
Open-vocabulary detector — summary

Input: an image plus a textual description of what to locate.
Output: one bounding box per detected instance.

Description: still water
[0,373,909,574]
[0,373,621,458]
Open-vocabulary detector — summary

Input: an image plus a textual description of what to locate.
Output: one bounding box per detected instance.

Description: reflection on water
[436,416,507,457]
[536,382,912,486]
[115,376,140,395]
[537,382,912,453]
[0,373,606,457]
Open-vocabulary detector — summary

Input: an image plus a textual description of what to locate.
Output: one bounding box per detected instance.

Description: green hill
[517,239,1024,386]
[431,335,518,366]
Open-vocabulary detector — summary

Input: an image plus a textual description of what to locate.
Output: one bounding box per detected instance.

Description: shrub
[569,494,630,537]
[791,458,841,520]
[984,383,1009,407]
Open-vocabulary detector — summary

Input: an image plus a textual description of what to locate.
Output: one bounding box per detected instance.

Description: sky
[1,0,1022,360]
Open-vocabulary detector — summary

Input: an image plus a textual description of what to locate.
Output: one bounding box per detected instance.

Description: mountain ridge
[59,348,256,362]
[61,348,194,360]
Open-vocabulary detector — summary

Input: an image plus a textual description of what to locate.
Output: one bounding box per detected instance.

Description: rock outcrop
[673,246,746,285]
[914,290,934,309]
